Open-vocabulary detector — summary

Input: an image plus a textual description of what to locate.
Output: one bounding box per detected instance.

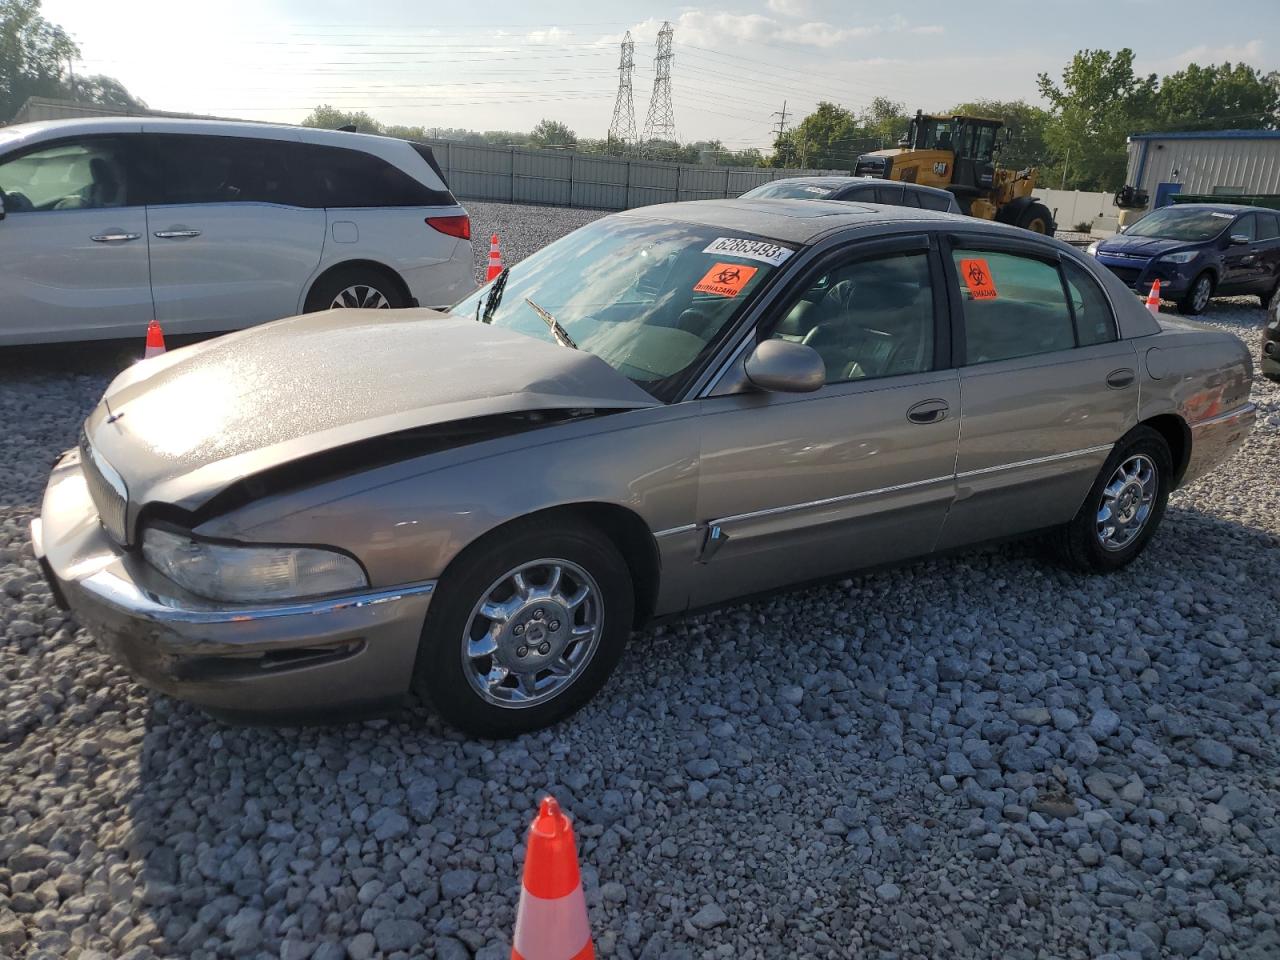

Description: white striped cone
[487,233,504,281]
[1145,279,1161,314]
[512,797,593,960]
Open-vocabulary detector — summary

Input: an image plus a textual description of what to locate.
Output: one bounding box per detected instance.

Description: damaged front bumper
[32,449,436,722]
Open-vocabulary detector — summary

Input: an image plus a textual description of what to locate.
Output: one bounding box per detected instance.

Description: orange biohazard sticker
[694,262,758,298]
[959,259,998,299]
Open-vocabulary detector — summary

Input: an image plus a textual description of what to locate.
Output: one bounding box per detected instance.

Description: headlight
[142,527,367,603]
[1160,250,1199,264]
[1086,241,1100,256]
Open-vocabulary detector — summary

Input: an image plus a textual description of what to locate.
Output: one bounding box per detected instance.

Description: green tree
[66,73,144,111]
[1037,48,1157,191]
[857,96,910,149]
[774,101,859,169]
[300,104,383,134]
[1153,62,1280,131]
[528,118,576,148]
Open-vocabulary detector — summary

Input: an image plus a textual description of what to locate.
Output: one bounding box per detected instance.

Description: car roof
[0,115,409,149]
[1158,202,1266,214]
[754,175,953,198]
[618,198,977,244]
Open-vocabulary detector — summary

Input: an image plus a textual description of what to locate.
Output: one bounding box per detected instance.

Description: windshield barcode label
[702,237,794,266]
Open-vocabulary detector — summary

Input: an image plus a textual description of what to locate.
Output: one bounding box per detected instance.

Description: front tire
[412,518,633,738]
[1053,426,1172,573]
[1017,201,1056,235]
[1177,271,1214,315]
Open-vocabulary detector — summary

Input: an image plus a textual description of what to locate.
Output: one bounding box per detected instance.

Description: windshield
[741,180,836,199]
[451,216,791,401]
[1125,207,1236,242]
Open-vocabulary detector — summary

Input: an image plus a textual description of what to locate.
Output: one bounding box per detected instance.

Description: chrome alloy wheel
[461,559,604,708]
[1097,454,1157,551]
[330,284,390,309]
[1192,275,1212,313]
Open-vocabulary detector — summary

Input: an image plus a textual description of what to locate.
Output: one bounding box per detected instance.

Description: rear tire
[1177,271,1214,315]
[304,265,407,312]
[1052,426,1172,574]
[1017,201,1056,235]
[412,518,633,738]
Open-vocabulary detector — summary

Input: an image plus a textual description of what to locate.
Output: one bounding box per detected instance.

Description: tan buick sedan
[34,201,1255,736]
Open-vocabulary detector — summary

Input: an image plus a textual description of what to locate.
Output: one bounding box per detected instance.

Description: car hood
[1098,234,1202,258]
[86,309,659,512]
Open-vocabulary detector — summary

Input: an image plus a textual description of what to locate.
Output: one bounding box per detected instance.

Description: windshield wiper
[477,267,510,325]
[523,297,578,350]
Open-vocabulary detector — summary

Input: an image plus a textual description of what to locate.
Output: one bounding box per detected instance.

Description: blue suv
[1088,203,1280,315]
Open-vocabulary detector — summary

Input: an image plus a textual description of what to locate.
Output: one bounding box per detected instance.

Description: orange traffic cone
[512,796,593,960]
[144,319,166,358]
[1145,279,1161,314]
[487,233,504,281]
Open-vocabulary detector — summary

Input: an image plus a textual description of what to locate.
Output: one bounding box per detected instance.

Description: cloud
[766,0,813,16]
[1169,39,1264,64]
[526,27,572,44]
[609,10,944,50]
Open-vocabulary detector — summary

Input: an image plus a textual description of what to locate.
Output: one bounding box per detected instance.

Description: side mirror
[1229,234,1251,245]
[744,339,825,393]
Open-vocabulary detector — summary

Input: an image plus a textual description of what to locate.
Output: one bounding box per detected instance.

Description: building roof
[1128,129,1280,142]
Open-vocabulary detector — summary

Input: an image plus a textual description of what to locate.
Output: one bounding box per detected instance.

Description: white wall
[1036,188,1120,233]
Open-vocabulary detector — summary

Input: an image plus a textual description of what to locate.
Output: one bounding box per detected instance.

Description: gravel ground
[1,202,1279,960]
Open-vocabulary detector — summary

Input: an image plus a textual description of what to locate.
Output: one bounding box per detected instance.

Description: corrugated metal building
[1125,130,1280,209]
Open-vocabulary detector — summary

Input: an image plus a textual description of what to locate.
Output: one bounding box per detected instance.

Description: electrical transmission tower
[607,31,638,147]
[640,21,676,146]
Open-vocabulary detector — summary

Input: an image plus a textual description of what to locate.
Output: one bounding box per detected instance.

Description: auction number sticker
[958,258,998,300]
[702,236,794,266]
[694,262,759,297]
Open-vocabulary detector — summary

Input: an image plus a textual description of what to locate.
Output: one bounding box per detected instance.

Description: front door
[1220,213,1258,293]
[144,132,325,333]
[692,239,959,608]
[0,134,153,344]
[937,243,1138,550]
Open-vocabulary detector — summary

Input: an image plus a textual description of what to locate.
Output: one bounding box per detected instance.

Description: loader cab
[950,118,1002,194]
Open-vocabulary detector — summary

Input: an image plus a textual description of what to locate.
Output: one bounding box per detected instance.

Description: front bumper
[1095,254,1195,295]
[33,450,436,721]
[1182,403,1258,487]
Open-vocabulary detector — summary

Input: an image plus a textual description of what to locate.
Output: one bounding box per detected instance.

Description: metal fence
[423,139,848,210]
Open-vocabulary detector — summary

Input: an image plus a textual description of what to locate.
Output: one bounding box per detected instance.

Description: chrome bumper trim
[75,570,437,626]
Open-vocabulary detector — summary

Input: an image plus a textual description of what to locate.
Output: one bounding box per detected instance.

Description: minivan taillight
[426,215,471,240]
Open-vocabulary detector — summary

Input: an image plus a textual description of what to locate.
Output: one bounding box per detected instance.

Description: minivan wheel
[1178,272,1213,315]
[304,266,407,313]
[412,518,633,738]
[1052,426,1172,574]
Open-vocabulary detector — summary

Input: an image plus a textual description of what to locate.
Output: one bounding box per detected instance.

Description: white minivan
[0,118,478,345]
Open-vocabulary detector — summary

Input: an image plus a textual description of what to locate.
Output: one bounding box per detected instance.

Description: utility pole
[640,22,676,148]
[1060,147,1070,191]
[772,101,789,165]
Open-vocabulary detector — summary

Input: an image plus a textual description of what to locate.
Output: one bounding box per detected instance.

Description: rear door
[1251,212,1280,295]
[937,240,1138,551]
[692,236,959,607]
[144,131,325,333]
[0,133,154,344]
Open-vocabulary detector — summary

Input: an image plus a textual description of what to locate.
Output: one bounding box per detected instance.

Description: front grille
[1103,265,1143,287]
[79,428,129,544]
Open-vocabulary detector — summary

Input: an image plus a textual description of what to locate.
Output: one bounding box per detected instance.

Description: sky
[40,0,1280,158]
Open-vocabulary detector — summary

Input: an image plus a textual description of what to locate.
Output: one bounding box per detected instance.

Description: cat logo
[932,161,948,176]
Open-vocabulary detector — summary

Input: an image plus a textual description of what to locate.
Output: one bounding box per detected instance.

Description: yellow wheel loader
[854,111,1056,234]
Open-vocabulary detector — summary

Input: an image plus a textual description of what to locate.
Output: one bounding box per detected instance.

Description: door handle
[906,399,950,424]
[1106,368,1135,389]
[91,232,140,243]
[153,230,201,239]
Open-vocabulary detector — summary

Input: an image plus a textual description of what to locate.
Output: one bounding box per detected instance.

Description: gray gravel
[2,202,1279,959]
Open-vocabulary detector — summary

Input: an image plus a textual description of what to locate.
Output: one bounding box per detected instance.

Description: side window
[0,137,135,211]
[953,249,1075,364]
[151,135,295,206]
[769,250,934,383]
[1232,215,1256,241]
[917,191,953,213]
[295,144,440,208]
[1256,213,1279,241]
[874,184,904,205]
[1063,259,1118,346]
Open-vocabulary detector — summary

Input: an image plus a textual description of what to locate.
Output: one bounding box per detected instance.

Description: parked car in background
[34,200,1254,736]
[0,118,476,345]
[740,175,961,213]
[1087,203,1280,315]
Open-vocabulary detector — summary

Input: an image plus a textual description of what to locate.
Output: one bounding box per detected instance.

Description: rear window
[1256,213,1279,241]
[293,143,454,208]
[913,189,954,213]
